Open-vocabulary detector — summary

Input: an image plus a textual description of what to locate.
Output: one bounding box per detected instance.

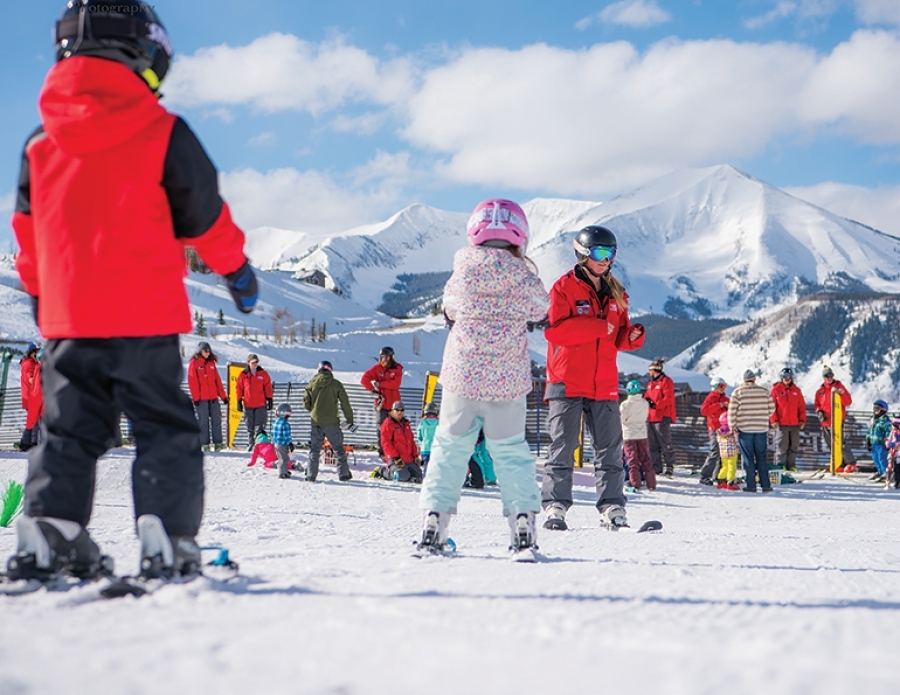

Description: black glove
[236,400,244,412]
[193,401,200,406]
[443,309,455,330]
[224,261,258,314]
[222,397,229,406]
[646,399,656,409]
[526,317,550,332]
[865,440,872,452]
[30,295,39,324]
[289,442,295,452]
[266,398,274,410]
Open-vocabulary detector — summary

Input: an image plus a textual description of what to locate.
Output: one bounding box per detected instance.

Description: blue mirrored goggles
[584,245,616,263]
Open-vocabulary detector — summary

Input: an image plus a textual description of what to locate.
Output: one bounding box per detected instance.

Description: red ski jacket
[12,57,247,339]
[25,362,44,430]
[19,356,38,410]
[361,361,404,412]
[188,356,227,402]
[699,390,729,432]
[770,382,807,427]
[380,416,419,464]
[814,380,852,427]
[236,367,273,409]
[544,267,644,402]
[645,373,677,423]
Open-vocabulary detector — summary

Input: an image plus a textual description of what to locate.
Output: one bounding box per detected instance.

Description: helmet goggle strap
[471,203,528,233]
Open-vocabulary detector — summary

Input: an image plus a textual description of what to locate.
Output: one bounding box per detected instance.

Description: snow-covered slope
[2,453,899,694]
[669,292,900,405]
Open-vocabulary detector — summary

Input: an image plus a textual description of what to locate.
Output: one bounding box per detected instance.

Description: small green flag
[0,480,24,528]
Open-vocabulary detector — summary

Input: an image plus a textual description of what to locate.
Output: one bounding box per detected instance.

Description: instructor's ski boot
[137,515,202,580]
[6,516,113,581]
[508,512,538,562]
[542,503,568,531]
[600,505,629,531]
[414,511,451,557]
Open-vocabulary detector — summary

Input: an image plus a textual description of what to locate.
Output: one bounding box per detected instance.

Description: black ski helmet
[573,226,618,263]
[379,346,395,358]
[55,0,174,94]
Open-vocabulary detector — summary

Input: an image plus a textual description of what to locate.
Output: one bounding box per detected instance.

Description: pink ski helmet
[719,412,730,432]
[466,199,529,249]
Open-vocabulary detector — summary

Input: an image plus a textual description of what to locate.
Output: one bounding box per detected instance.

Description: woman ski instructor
[541,226,645,531]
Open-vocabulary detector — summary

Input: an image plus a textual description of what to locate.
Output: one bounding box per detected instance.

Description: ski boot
[542,503,568,531]
[137,515,202,580]
[508,512,538,562]
[413,511,451,557]
[6,516,113,581]
[600,505,629,531]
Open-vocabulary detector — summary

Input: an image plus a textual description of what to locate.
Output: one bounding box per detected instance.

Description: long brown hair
[192,348,219,362]
[604,271,628,309]
[504,244,539,274]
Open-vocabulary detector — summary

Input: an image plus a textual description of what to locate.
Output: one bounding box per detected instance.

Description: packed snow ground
[1,450,899,695]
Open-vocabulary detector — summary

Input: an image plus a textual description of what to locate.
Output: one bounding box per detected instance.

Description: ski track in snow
[1,451,899,695]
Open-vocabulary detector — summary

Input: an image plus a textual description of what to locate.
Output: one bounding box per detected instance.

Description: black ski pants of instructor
[24,336,204,538]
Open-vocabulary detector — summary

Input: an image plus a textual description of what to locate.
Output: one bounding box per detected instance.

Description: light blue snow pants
[419,392,540,517]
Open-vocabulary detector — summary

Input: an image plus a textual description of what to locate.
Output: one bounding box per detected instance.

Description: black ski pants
[24,336,204,537]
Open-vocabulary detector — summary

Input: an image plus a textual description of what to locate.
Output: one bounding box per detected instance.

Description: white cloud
[0,191,14,214]
[785,181,900,237]
[402,39,818,194]
[744,1,798,30]
[247,131,276,147]
[163,33,415,116]
[576,0,672,30]
[800,30,900,144]
[220,153,416,239]
[855,0,900,25]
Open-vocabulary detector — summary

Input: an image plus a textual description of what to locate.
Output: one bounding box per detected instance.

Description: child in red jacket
[6,1,257,584]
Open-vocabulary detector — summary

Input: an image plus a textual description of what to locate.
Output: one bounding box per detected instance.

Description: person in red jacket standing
[361,346,404,458]
[6,1,258,584]
[235,354,274,449]
[377,401,423,483]
[645,359,677,478]
[541,226,645,532]
[770,367,806,472]
[187,342,228,451]
[24,358,44,448]
[698,376,730,485]
[814,366,856,469]
[17,343,40,452]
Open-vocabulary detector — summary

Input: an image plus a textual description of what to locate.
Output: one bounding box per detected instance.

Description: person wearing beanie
[728,370,775,492]
[813,366,856,470]
[645,359,677,478]
[236,354,273,448]
[698,376,730,485]
[770,367,806,473]
[303,360,354,482]
[187,342,228,451]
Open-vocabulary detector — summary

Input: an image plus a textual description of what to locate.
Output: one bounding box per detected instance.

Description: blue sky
[2,0,900,250]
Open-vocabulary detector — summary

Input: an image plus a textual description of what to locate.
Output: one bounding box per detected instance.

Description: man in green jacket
[303,361,355,482]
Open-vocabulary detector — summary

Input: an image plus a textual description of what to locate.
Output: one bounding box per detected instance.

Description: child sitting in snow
[716,413,740,490]
[465,430,497,488]
[247,431,277,469]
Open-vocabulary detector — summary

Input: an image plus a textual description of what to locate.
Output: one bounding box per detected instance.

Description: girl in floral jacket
[417,199,549,560]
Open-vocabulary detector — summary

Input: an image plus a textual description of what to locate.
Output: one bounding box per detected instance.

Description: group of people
[5,0,892,581]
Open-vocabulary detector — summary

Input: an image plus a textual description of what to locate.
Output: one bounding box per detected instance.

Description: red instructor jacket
[544,267,644,402]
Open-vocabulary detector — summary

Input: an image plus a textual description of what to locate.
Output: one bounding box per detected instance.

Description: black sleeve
[162,117,225,239]
[15,127,44,215]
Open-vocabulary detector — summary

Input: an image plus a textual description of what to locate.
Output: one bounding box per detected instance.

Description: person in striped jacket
[728,370,775,493]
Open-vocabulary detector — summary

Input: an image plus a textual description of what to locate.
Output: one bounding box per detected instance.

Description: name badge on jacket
[575,300,591,316]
